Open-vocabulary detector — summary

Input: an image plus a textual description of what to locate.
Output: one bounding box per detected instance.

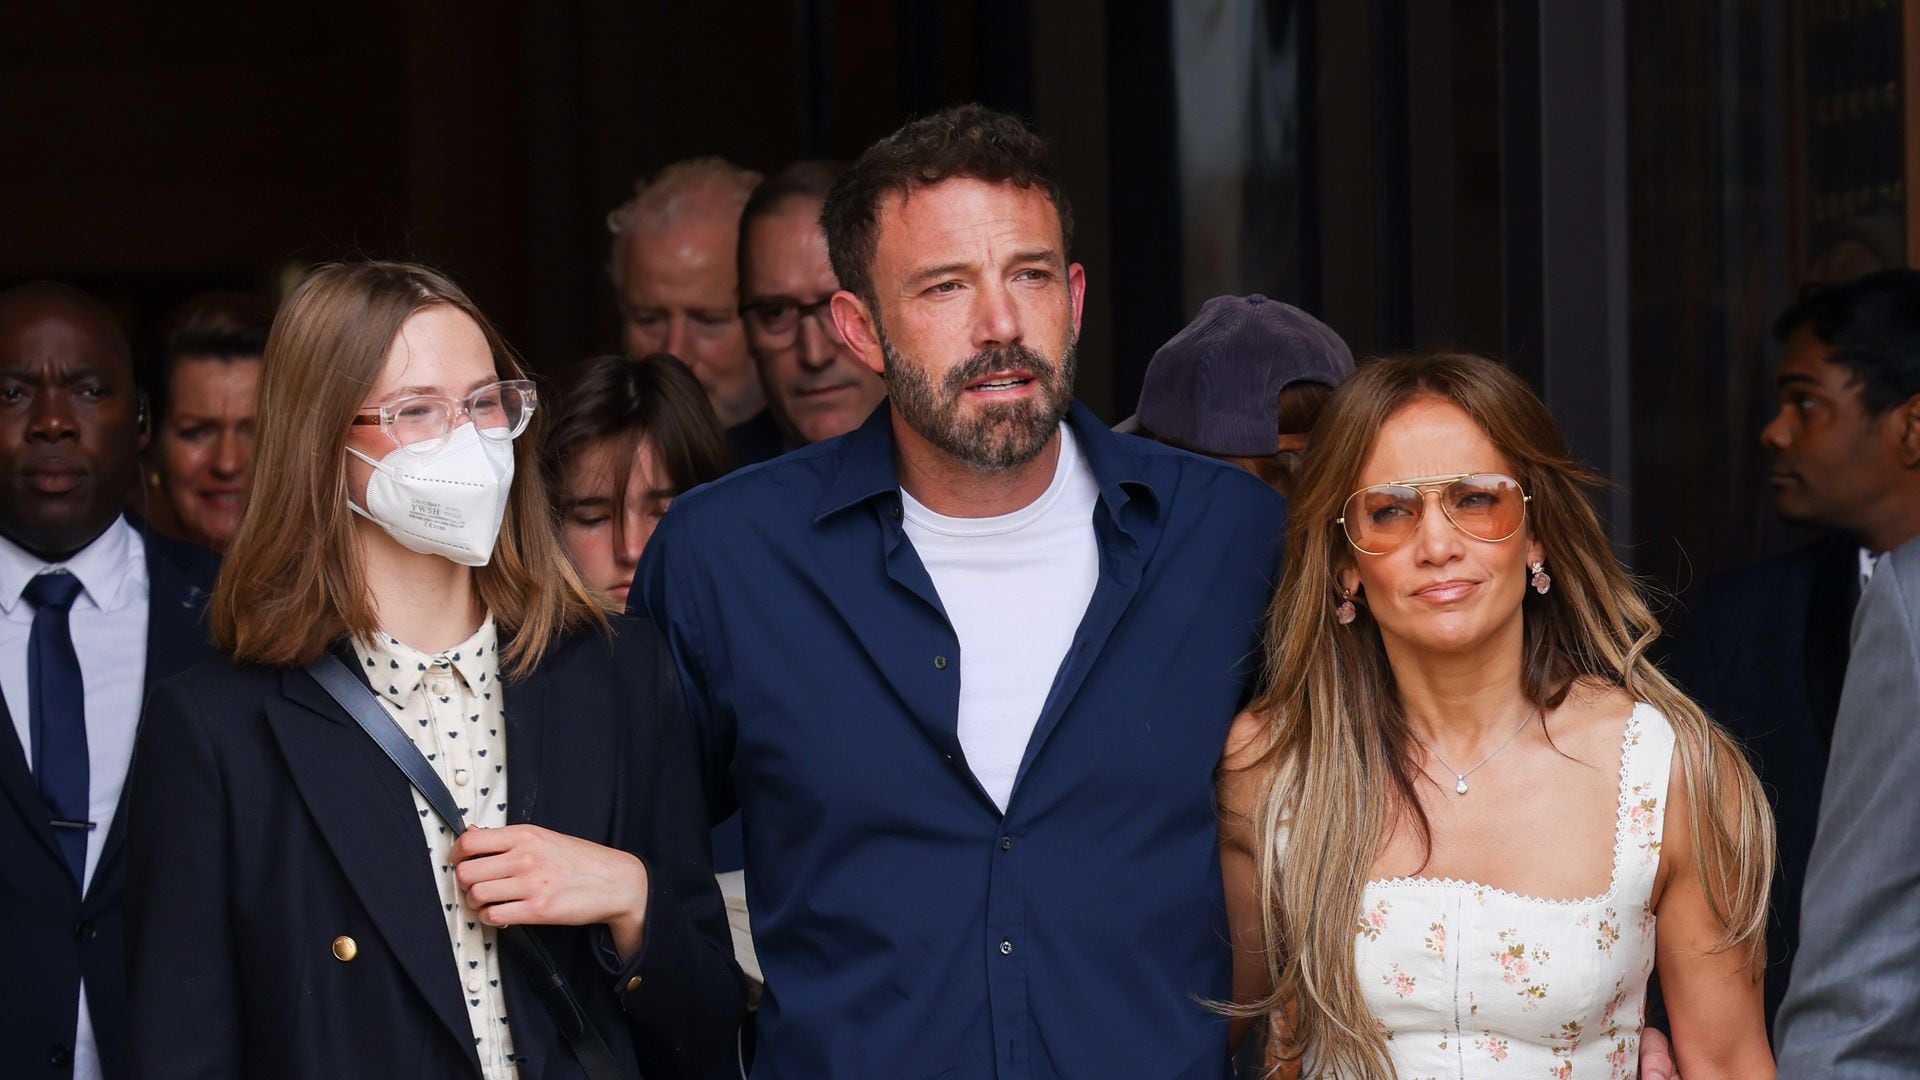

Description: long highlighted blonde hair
[1234,352,1771,1076]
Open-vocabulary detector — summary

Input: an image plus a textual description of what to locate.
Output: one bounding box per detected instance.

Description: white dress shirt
[0,514,148,1080]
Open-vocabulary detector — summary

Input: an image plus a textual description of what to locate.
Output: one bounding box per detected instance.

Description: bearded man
[637,105,1285,1078]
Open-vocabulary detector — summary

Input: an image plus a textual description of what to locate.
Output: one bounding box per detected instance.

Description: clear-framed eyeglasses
[741,295,840,347]
[350,379,538,454]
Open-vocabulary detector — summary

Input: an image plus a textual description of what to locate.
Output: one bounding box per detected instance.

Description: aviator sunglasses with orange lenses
[1337,472,1531,556]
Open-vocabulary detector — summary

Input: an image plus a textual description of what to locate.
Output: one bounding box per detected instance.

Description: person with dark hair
[542,352,758,1055]
[141,291,270,552]
[123,262,743,1078]
[0,281,220,1080]
[639,104,1286,1077]
[738,160,887,449]
[1665,267,1920,1032]
[543,353,729,606]
[1120,294,1354,497]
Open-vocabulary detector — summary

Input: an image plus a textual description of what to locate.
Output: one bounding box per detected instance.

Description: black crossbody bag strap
[308,655,632,1080]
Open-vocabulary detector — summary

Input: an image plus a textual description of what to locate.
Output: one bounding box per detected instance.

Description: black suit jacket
[0,525,219,1080]
[1664,532,1858,1029]
[123,612,744,1079]
[723,409,791,471]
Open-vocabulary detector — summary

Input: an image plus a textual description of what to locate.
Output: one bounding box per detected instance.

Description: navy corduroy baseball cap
[1124,294,1354,457]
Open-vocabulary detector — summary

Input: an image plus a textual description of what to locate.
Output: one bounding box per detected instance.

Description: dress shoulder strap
[1612,702,1677,898]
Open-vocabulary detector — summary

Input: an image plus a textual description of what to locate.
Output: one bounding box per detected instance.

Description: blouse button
[467,975,482,994]
[453,768,472,787]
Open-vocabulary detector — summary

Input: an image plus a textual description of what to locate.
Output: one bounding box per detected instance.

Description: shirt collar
[814,400,1161,525]
[351,616,500,708]
[0,514,141,616]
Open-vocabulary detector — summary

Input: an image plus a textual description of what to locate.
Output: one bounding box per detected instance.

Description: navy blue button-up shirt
[637,402,1285,1079]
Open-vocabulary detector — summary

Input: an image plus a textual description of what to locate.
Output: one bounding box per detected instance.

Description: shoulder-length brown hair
[1235,352,1772,1075]
[212,260,604,676]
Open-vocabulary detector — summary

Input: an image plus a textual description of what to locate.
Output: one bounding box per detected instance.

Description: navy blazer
[1664,532,1858,1028]
[123,612,744,1079]
[0,525,219,1080]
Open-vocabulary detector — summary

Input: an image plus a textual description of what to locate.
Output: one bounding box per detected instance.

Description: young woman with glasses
[1218,352,1775,1077]
[123,261,743,1078]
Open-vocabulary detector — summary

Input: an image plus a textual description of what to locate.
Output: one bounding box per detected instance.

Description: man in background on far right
[1666,268,1920,1032]
[1774,526,1920,1075]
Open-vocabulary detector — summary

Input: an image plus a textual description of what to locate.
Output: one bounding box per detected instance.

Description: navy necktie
[25,571,88,887]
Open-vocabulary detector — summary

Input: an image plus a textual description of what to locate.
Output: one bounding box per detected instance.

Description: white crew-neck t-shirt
[900,424,1101,811]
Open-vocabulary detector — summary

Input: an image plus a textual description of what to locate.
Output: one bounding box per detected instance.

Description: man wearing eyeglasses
[737,160,888,452]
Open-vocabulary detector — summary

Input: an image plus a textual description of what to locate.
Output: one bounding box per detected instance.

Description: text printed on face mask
[408,499,468,534]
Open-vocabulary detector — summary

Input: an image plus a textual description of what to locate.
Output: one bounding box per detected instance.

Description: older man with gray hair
[608,158,783,461]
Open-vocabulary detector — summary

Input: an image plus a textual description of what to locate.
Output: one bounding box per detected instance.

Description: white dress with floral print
[1346,702,1672,1079]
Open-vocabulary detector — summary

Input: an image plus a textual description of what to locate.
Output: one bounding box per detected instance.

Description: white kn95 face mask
[345,422,516,567]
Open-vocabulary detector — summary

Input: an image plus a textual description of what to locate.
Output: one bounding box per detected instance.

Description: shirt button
[999,939,1014,956]
[453,768,471,787]
[467,975,482,994]
[429,678,453,696]
[933,655,948,669]
[999,836,1012,851]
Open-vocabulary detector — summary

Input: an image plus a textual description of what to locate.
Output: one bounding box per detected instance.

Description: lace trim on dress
[1365,701,1650,908]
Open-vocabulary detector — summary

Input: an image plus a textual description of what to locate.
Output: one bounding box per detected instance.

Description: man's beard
[878,325,1078,472]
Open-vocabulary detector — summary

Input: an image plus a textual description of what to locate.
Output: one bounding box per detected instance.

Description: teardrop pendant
[1455,776,1469,795]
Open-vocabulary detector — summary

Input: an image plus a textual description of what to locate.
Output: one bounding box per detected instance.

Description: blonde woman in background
[1220,353,1774,1078]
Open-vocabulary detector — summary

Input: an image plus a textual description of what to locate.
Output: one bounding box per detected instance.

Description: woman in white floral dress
[1219,353,1776,1078]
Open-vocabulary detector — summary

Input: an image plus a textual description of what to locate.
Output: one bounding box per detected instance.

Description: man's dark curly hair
[821,103,1074,310]
[1774,269,1920,416]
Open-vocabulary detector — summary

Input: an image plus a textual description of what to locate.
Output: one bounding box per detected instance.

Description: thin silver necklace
[1414,705,1540,795]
